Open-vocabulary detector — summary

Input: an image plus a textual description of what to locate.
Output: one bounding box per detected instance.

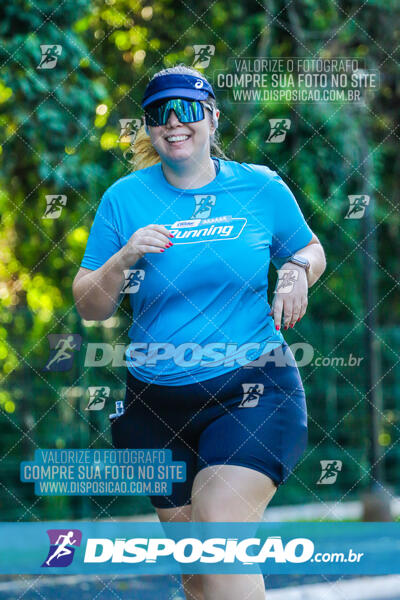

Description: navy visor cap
[141,73,216,108]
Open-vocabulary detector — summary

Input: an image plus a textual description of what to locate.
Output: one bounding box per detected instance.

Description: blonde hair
[128,63,229,171]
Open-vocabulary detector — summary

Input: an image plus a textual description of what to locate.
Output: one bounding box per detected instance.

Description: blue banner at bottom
[0,521,399,575]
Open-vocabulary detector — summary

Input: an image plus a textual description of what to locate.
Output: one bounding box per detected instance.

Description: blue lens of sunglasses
[145,98,210,127]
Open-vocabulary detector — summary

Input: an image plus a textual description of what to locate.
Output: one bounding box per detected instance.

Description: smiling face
[146,99,217,165]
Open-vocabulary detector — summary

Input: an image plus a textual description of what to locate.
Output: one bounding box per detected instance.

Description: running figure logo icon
[345,195,370,219]
[266,119,291,143]
[42,529,82,567]
[42,334,82,372]
[85,386,110,411]
[276,269,299,294]
[122,269,145,293]
[192,45,215,68]
[191,195,216,219]
[317,460,343,484]
[239,383,264,408]
[37,45,62,69]
[118,119,142,144]
[42,195,67,219]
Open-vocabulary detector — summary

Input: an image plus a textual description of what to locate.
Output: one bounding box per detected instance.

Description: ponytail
[130,125,161,171]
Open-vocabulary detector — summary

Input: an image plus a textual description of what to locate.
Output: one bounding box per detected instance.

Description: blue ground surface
[0,574,392,600]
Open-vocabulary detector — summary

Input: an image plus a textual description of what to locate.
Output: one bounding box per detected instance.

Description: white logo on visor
[195,79,204,88]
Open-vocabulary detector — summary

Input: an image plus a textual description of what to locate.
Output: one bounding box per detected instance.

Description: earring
[213,109,218,130]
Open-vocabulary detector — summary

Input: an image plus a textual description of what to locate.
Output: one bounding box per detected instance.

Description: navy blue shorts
[111,341,308,509]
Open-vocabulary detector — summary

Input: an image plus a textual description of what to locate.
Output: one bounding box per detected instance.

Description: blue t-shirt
[80,157,313,385]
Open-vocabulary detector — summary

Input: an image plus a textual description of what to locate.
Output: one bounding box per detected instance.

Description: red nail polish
[160,249,165,253]
[275,325,280,331]
[290,324,294,328]
[284,326,288,330]
[169,234,174,238]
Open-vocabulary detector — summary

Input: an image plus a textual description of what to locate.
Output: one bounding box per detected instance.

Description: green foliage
[0,0,399,519]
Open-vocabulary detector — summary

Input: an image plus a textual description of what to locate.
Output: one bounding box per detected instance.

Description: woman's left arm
[269,232,327,330]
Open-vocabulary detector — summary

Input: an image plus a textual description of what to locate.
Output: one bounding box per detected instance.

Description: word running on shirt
[165,215,246,244]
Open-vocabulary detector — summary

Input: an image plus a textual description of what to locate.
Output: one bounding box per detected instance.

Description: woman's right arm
[72,224,173,321]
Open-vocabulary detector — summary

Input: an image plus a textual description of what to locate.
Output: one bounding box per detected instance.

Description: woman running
[73,64,326,600]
